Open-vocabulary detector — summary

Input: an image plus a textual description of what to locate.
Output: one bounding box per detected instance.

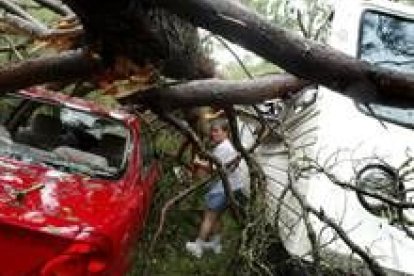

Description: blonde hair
[210,118,229,133]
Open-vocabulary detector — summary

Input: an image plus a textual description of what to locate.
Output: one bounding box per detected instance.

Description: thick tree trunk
[0,50,101,92]
[60,0,215,79]
[2,0,414,107]
[154,0,414,103]
[120,74,310,108]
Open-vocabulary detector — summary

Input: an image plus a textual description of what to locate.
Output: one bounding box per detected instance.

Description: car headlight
[356,164,403,217]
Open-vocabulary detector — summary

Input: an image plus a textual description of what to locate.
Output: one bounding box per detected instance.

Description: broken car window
[0,94,130,179]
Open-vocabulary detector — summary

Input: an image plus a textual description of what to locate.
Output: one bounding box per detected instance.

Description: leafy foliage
[242,0,333,41]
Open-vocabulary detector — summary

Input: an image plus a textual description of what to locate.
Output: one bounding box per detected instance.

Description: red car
[0,87,159,275]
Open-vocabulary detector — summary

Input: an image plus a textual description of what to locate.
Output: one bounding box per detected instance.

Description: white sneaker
[203,235,222,254]
[185,239,203,258]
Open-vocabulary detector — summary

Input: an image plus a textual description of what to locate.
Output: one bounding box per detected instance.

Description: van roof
[344,0,414,19]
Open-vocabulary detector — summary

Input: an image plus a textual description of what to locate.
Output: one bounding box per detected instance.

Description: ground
[129,184,241,275]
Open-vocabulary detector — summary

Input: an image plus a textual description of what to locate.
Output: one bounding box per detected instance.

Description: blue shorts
[205,190,245,212]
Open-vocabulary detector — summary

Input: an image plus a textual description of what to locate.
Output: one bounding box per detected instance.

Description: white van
[255,0,414,275]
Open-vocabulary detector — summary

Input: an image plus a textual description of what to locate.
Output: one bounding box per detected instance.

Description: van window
[357,10,414,127]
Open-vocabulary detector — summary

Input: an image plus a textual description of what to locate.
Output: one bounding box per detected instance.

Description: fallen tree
[1,1,414,275]
[0,0,413,105]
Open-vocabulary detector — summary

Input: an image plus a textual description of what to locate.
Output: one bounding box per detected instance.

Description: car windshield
[357,10,414,127]
[0,94,130,179]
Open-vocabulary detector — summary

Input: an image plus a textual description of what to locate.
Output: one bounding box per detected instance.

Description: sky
[211,40,255,70]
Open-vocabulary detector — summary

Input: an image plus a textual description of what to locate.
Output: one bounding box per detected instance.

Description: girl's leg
[198,210,222,254]
[199,209,220,241]
[212,214,222,234]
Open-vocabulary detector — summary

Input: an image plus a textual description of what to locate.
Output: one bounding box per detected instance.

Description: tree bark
[154,0,414,103]
[120,74,310,108]
[0,49,102,92]
[2,0,414,107]
[60,0,215,79]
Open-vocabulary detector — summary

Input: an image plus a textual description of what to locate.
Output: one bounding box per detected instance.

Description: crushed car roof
[16,87,135,122]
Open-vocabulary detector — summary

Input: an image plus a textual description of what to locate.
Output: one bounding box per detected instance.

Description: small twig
[288,173,322,275]
[307,202,386,276]
[0,39,27,53]
[314,10,333,41]
[3,35,24,61]
[304,160,414,209]
[225,106,265,206]
[2,183,45,204]
[296,10,309,38]
[213,35,254,79]
[288,156,385,275]
[149,177,211,251]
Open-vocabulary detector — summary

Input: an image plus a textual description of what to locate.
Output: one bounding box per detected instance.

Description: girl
[185,118,245,258]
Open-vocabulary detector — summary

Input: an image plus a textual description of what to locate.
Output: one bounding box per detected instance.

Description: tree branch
[1,13,47,37]
[157,111,243,222]
[0,13,82,39]
[150,176,210,252]
[314,10,333,41]
[296,10,309,38]
[0,49,102,91]
[0,0,45,29]
[120,74,310,108]
[286,169,386,276]
[306,202,386,276]
[3,35,24,61]
[155,0,414,103]
[32,0,73,16]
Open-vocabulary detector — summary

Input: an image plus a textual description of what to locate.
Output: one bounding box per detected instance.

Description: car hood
[0,157,126,237]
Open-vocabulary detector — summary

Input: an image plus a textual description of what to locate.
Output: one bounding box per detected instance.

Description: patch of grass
[129,196,241,275]
[128,125,242,275]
